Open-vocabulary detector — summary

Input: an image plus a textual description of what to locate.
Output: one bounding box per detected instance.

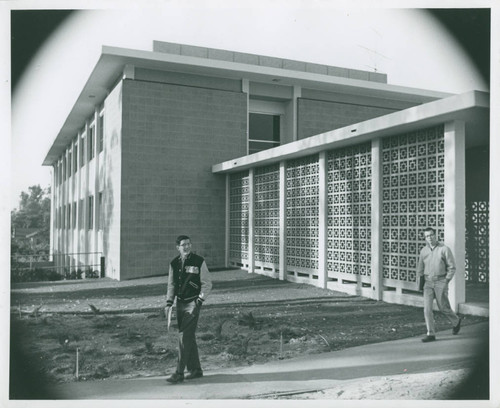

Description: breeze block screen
[229,171,250,267]
[381,125,445,289]
[327,142,372,283]
[254,164,281,271]
[285,155,320,277]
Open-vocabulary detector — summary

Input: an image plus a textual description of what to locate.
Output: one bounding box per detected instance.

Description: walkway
[50,321,488,400]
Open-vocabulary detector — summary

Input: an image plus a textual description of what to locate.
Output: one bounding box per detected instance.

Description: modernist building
[43,41,489,313]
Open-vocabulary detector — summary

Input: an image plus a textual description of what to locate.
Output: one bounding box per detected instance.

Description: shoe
[166,373,184,384]
[421,335,436,343]
[452,317,462,335]
[185,369,203,380]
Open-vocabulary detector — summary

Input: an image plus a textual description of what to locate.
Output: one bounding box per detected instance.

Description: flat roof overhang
[212,90,489,174]
[43,45,453,166]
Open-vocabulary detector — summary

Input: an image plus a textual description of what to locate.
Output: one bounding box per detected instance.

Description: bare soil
[10,269,487,389]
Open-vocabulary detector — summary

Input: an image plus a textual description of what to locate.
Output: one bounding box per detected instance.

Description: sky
[4,2,496,210]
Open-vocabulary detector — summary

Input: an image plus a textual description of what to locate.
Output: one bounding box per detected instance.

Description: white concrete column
[279,161,287,280]
[292,85,301,142]
[93,110,100,273]
[55,160,61,270]
[225,173,230,267]
[242,79,250,154]
[371,138,383,300]
[50,166,55,263]
[248,168,255,273]
[68,142,74,270]
[318,152,328,289]
[64,148,69,270]
[84,122,90,268]
[75,131,83,269]
[444,120,466,309]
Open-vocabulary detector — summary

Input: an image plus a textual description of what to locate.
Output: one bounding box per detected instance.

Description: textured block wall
[297,99,396,139]
[102,82,123,280]
[120,79,247,279]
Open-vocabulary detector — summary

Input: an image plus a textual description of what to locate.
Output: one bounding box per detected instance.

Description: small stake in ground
[279,331,284,360]
[76,347,79,380]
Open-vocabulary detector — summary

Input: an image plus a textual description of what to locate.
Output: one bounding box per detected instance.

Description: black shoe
[421,335,436,343]
[452,317,462,335]
[185,369,203,380]
[166,373,184,384]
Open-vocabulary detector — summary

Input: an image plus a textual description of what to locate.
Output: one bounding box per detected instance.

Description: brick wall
[120,79,247,279]
[297,98,397,139]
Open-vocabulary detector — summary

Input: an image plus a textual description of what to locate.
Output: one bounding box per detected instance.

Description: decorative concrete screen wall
[254,164,280,277]
[226,124,483,309]
[229,171,250,268]
[381,126,445,292]
[327,142,372,287]
[286,155,320,281]
[465,201,489,283]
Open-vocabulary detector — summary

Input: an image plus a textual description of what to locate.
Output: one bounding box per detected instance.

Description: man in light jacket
[417,227,462,342]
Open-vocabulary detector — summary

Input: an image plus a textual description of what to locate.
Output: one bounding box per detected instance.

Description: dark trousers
[175,300,202,374]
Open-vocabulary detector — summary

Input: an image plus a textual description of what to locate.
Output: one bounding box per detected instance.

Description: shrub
[11,267,63,283]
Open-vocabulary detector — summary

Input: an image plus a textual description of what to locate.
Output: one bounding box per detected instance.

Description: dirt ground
[10,269,488,393]
[259,368,473,400]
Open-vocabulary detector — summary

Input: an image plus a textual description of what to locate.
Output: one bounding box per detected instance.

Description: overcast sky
[4,2,496,210]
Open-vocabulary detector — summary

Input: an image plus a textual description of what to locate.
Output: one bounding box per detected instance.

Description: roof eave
[212,90,490,174]
[42,45,455,166]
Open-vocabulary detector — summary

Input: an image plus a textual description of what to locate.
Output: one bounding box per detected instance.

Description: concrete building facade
[43,41,489,313]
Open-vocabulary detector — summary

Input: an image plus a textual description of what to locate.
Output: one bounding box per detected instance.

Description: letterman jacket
[166,253,212,306]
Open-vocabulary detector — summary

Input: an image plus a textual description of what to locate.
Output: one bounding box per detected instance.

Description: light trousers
[423,278,460,336]
[175,300,202,374]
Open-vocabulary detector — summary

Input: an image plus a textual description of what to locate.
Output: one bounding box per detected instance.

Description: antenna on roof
[357,27,390,73]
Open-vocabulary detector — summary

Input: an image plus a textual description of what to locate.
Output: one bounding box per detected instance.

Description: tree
[11,185,51,254]
[12,185,51,229]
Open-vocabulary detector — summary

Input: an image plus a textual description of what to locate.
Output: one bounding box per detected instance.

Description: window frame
[248,99,285,155]
[98,111,104,153]
[88,195,94,230]
[88,123,95,162]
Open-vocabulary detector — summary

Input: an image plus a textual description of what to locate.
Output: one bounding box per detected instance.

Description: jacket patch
[186,266,199,274]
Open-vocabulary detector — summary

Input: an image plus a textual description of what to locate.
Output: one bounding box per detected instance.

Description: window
[72,202,77,229]
[88,125,95,161]
[88,195,94,230]
[62,157,66,181]
[78,199,84,229]
[67,204,71,229]
[98,192,103,230]
[248,113,280,154]
[73,142,78,174]
[61,205,66,229]
[79,135,85,168]
[98,114,104,153]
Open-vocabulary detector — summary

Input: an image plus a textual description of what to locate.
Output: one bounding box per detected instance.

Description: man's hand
[164,305,172,318]
[195,297,204,307]
[418,275,425,291]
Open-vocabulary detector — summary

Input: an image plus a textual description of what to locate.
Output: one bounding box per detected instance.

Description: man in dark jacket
[165,235,212,384]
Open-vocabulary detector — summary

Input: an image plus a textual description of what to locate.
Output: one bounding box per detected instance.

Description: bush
[11,267,63,283]
[84,268,99,279]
